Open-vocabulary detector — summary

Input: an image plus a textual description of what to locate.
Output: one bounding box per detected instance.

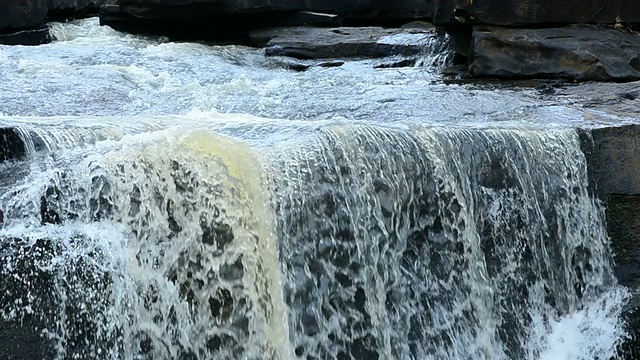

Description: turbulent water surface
[0,18,632,360]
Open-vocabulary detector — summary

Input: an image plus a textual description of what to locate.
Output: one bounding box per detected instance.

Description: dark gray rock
[0,0,102,36]
[250,25,438,59]
[0,128,27,163]
[605,195,640,288]
[0,26,52,45]
[0,1,49,30]
[278,11,342,27]
[470,26,640,81]
[380,0,436,21]
[0,237,112,359]
[579,126,640,354]
[102,1,440,39]
[116,0,378,19]
[433,0,640,26]
[100,4,351,41]
[589,125,640,196]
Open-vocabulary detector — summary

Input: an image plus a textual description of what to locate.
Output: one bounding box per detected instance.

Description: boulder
[469,26,640,81]
[0,0,102,37]
[250,25,439,59]
[433,0,640,26]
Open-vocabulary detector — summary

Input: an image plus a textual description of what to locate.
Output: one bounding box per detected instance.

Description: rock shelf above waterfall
[94,0,640,81]
[3,0,640,81]
[249,24,441,60]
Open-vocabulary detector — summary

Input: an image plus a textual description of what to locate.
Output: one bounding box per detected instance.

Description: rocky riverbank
[95,0,640,81]
[4,0,640,82]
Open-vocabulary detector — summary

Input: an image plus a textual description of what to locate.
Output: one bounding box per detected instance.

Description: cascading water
[0,15,635,360]
[0,121,629,360]
[267,125,628,360]
[0,129,290,359]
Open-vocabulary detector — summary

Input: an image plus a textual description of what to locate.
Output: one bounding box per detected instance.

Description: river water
[0,18,632,360]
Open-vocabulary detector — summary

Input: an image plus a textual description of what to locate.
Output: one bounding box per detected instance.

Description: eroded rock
[251,25,438,59]
[470,26,640,81]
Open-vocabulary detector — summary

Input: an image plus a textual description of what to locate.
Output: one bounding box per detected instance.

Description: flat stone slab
[250,25,439,59]
[470,26,640,82]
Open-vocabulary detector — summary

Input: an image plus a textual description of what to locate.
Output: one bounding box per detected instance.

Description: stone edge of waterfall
[0,124,639,357]
[3,124,640,287]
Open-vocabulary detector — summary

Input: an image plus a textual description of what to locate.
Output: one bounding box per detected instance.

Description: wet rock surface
[554,81,640,122]
[0,26,52,46]
[589,125,640,196]
[250,25,439,59]
[470,26,640,81]
[578,125,640,360]
[99,0,442,41]
[605,196,640,289]
[618,295,640,359]
[108,0,436,23]
[0,237,112,360]
[579,126,640,286]
[0,0,102,32]
[0,128,27,163]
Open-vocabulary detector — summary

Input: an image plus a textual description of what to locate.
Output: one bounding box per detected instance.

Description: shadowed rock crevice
[0,128,27,163]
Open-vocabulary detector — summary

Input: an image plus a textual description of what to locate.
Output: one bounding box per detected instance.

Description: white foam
[536,287,629,360]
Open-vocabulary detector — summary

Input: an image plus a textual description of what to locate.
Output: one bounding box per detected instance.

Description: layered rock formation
[469,26,640,81]
[249,25,439,59]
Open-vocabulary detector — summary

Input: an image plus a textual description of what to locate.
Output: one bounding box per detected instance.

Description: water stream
[0,17,632,360]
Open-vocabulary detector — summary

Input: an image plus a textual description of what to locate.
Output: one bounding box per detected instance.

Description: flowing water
[0,17,632,360]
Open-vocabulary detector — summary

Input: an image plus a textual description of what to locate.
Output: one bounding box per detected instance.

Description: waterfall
[0,129,290,359]
[267,125,627,360]
[0,122,629,359]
